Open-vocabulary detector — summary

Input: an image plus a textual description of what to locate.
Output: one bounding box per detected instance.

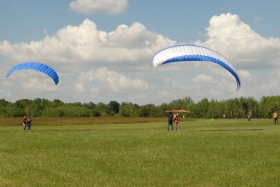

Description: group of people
[167,113,180,131]
[22,116,32,130]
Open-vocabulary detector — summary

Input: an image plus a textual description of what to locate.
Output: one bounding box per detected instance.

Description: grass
[0,117,178,126]
[0,118,280,186]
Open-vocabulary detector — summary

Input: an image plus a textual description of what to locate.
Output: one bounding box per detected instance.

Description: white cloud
[193,74,216,84]
[22,78,57,92]
[0,18,177,104]
[158,90,175,97]
[0,19,175,72]
[3,70,58,92]
[1,14,280,105]
[261,80,280,90]
[74,83,85,92]
[195,13,280,69]
[75,67,150,93]
[69,0,128,15]
[238,70,257,82]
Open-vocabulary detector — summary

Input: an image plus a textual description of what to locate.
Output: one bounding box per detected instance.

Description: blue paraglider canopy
[152,44,241,91]
[6,62,59,85]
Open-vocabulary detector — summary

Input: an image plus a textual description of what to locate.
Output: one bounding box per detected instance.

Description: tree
[1,95,280,118]
[119,102,139,117]
[52,99,64,108]
[0,99,10,117]
[206,99,219,118]
[84,102,96,110]
[93,102,107,117]
[106,101,120,116]
[139,104,157,117]
[158,102,169,117]
[194,98,209,118]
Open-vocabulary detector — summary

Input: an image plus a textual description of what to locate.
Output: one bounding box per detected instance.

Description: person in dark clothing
[26,119,32,130]
[167,113,173,131]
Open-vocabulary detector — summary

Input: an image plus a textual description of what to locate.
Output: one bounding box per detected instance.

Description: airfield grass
[0,118,280,187]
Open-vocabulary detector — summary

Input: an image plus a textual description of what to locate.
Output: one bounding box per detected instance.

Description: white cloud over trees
[1,13,280,104]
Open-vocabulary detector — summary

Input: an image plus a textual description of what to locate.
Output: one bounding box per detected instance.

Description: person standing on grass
[22,116,27,130]
[272,111,278,124]
[173,113,180,131]
[26,118,32,130]
[167,113,173,131]
[248,114,251,121]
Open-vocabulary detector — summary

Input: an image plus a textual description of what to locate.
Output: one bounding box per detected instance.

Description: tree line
[0,95,279,118]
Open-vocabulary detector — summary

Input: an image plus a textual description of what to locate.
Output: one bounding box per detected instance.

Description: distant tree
[119,102,139,117]
[4,103,19,117]
[158,103,169,117]
[106,101,120,116]
[32,98,44,117]
[0,99,10,107]
[92,109,101,117]
[193,98,209,118]
[2,95,280,118]
[139,104,157,117]
[0,99,10,117]
[206,99,219,118]
[93,102,107,117]
[52,99,64,108]
[84,102,96,110]
[169,97,194,110]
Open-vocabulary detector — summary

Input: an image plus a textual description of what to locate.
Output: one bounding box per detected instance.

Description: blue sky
[0,0,280,105]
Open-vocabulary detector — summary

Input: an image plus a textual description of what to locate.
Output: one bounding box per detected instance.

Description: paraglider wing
[152,44,241,90]
[6,62,59,85]
[166,110,194,113]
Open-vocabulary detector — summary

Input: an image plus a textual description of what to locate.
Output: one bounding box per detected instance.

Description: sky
[0,0,280,105]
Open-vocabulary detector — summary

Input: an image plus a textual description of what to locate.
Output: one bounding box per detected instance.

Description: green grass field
[1,118,280,187]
